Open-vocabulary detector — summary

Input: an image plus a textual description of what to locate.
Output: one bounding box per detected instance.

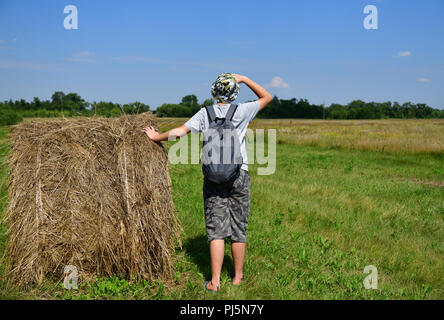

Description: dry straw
[3,112,181,288]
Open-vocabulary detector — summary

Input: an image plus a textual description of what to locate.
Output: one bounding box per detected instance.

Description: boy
[143,73,272,292]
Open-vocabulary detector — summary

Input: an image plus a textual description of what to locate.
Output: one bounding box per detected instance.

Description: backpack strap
[205,105,217,124]
[225,104,239,122]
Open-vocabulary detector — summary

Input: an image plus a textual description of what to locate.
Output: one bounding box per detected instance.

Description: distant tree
[257,96,280,118]
[257,96,323,119]
[64,92,87,111]
[33,97,41,110]
[327,104,347,119]
[181,95,200,114]
[156,103,192,117]
[0,102,22,125]
[201,98,214,108]
[122,102,150,114]
[181,95,198,107]
[93,101,121,117]
[2,92,443,120]
[51,91,65,111]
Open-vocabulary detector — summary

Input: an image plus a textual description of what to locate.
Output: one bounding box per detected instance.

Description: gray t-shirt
[184,101,260,171]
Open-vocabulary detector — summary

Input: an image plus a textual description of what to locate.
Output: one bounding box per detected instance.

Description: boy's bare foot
[205,281,220,292]
[232,277,243,286]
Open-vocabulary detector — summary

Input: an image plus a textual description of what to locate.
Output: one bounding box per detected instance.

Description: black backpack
[201,104,243,184]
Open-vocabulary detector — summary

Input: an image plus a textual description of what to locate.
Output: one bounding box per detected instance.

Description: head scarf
[211,73,240,103]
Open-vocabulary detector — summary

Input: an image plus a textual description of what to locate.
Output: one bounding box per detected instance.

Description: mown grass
[166,141,443,300]
[250,119,444,155]
[0,119,443,299]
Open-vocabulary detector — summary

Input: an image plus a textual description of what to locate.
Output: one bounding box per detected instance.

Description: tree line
[0,91,150,125]
[127,95,444,120]
[254,97,444,119]
[1,91,443,126]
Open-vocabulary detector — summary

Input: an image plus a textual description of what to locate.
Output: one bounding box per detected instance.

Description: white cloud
[112,55,243,70]
[113,56,167,64]
[0,59,59,71]
[66,58,96,63]
[74,51,96,58]
[0,38,17,49]
[418,77,430,83]
[66,51,97,63]
[112,56,283,72]
[397,51,411,58]
[269,76,290,89]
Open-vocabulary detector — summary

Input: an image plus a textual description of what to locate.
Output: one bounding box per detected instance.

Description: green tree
[122,102,150,114]
[201,98,214,108]
[181,95,200,114]
[156,103,192,117]
[51,91,65,111]
[0,102,22,125]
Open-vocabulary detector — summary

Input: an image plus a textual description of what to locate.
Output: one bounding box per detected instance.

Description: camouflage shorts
[203,169,250,243]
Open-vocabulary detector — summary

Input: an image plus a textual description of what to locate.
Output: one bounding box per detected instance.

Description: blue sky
[0,0,443,109]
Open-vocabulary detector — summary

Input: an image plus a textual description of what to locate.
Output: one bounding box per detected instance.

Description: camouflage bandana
[211,73,240,103]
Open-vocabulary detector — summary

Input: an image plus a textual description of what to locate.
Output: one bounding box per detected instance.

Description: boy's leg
[229,170,250,285]
[207,239,224,291]
[231,240,245,285]
[203,180,231,291]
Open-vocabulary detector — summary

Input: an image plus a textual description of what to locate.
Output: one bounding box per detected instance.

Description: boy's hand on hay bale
[143,126,161,141]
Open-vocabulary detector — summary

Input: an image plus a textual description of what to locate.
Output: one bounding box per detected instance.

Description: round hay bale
[3,112,181,287]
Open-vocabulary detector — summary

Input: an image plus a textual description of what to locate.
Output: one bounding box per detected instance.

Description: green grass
[0,124,443,299]
[166,141,443,300]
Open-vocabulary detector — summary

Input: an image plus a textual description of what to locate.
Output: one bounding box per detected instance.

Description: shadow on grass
[183,235,234,280]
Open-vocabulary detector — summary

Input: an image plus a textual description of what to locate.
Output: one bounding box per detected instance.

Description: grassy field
[0,119,443,299]
[159,118,444,155]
